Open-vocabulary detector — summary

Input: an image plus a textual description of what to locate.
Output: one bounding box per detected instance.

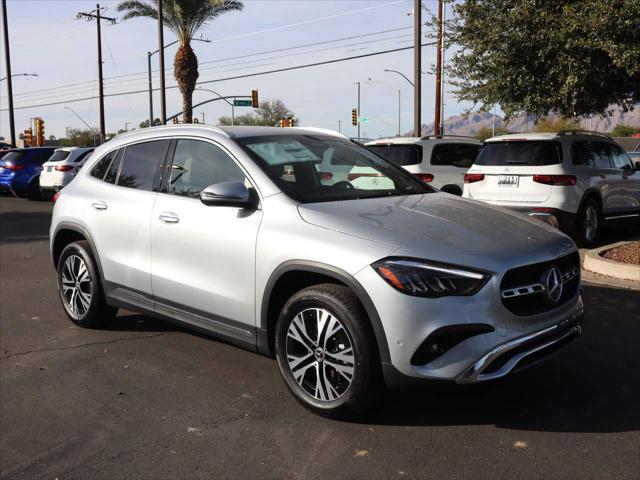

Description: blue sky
[0,0,472,140]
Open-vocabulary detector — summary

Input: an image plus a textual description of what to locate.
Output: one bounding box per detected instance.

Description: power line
[1,42,436,112]
[5,26,417,101]
[30,31,418,104]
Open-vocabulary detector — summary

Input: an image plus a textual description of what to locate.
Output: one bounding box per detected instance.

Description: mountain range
[409,106,640,137]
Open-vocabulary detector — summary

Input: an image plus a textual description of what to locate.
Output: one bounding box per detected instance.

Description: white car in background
[463,131,640,246]
[365,135,482,195]
[40,147,94,194]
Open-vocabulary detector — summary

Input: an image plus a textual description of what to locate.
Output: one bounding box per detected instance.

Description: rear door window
[430,143,481,168]
[366,144,422,166]
[476,141,562,166]
[104,149,123,184]
[89,150,118,180]
[117,140,169,191]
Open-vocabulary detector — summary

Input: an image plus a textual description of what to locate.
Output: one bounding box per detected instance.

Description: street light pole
[65,107,99,146]
[413,0,421,137]
[1,0,16,147]
[147,38,209,127]
[366,79,401,136]
[194,87,235,125]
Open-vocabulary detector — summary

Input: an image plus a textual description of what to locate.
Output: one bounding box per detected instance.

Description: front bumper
[456,307,582,384]
[355,263,583,388]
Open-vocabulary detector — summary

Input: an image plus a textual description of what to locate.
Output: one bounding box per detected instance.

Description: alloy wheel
[285,308,355,402]
[61,254,92,316]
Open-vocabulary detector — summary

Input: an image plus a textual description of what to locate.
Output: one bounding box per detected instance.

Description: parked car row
[365,131,640,246]
[0,146,94,199]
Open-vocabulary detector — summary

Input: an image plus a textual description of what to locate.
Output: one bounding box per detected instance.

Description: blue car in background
[0,147,56,198]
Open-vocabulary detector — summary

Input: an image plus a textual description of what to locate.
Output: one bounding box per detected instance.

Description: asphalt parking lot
[1,196,639,480]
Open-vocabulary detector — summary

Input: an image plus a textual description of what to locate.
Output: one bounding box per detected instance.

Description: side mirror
[200,181,255,208]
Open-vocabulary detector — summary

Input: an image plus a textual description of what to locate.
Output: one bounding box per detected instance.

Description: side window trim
[158,137,262,201]
[89,148,118,181]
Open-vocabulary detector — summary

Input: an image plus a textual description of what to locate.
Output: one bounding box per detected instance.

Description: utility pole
[413,0,421,137]
[2,0,16,147]
[440,2,446,135]
[338,120,341,133]
[157,0,167,124]
[434,0,443,136]
[76,5,116,144]
[355,81,361,140]
[147,52,154,126]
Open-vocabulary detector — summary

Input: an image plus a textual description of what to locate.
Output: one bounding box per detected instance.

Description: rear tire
[56,241,117,328]
[275,284,382,420]
[574,199,601,247]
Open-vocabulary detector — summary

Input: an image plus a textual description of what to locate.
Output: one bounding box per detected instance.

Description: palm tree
[117,0,243,123]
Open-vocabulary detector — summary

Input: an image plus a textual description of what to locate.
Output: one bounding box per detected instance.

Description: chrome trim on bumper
[456,310,582,384]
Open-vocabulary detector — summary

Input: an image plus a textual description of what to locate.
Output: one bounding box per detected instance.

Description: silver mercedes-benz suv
[50,125,583,419]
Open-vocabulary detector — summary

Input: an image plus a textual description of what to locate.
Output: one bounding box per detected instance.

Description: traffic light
[34,118,45,146]
[352,108,357,126]
[285,117,293,127]
[193,118,199,124]
[172,117,179,124]
[24,128,33,147]
[279,117,285,128]
[251,89,259,108]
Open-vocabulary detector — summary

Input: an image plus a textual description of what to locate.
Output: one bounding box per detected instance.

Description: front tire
[574,199,600,247]
[57,241,117,328]
[275,284,382,419]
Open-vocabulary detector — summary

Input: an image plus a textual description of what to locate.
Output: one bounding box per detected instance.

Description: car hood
[297,193,576,271]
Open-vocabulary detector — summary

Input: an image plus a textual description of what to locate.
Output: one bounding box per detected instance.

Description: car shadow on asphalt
[0,210,51,244]
[359,283,640,433]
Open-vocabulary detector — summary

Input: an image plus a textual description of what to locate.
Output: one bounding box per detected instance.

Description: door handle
[158,212,180,224]
[599,174,607,179]
[90,201,108,211]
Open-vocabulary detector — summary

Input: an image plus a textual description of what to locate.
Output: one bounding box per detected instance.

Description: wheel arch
[259,260,390,363]
[579,188,602,212]
[51,222,105,282]
[440,184,463,196]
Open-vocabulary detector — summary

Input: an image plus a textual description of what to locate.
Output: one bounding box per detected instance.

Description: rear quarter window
[476,141,562,166]
[366,144,422,166]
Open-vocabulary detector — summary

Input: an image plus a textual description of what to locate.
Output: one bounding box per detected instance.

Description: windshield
[476,141,562,166]
[366,144,422,166]
[48,150,71,162]
[237,135,432,203]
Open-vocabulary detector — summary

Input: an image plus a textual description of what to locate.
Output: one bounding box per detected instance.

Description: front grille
[501,252,580,316]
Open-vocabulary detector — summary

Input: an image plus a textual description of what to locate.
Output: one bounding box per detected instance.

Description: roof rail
[291,126,348,139]
[113,124,230,140]
[420,134,479,140]
[556,130,611,139]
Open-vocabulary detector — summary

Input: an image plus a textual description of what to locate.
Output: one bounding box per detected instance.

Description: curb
[582,241,640,282]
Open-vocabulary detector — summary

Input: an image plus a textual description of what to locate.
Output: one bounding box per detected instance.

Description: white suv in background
[40,147,94,195]
[463,132,640,246]
[366,136,482,195]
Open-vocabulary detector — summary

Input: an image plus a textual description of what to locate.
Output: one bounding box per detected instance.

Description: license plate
[47,166,53,172]
[497,175,519,187]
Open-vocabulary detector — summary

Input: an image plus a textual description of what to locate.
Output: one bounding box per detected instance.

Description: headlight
[372,258,490,298]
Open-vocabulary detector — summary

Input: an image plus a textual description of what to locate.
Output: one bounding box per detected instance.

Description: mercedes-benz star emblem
[544,266,563,303]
